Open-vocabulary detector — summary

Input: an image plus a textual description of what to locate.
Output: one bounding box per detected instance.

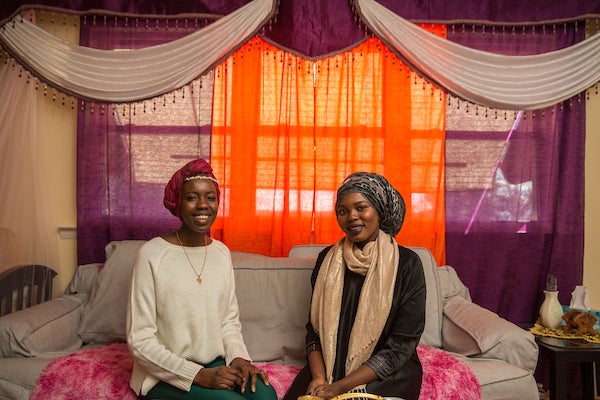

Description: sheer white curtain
[0,59,59,268]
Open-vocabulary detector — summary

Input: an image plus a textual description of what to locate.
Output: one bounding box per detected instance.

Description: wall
[584,20,600,315]
[32,16,600,310]
[35,13,79,296]
[584,89,600,309]
[37,90,78,297]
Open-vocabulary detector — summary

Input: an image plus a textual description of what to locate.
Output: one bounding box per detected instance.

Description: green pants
[142,358,277,400]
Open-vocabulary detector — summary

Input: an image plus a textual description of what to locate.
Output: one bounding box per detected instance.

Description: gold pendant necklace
[176,230,208,284]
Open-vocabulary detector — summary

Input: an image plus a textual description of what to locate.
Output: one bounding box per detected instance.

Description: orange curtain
[212,28,446,263]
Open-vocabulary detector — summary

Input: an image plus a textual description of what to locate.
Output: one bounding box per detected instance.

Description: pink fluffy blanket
[31,343,480,400]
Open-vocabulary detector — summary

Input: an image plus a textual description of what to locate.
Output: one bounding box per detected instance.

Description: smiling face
[179,178,219,234]
[335,192,380,248]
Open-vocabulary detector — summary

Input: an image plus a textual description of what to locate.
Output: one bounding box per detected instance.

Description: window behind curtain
[211,33,446,259]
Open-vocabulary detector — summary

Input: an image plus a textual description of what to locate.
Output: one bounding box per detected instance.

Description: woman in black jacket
[284,172,426,400]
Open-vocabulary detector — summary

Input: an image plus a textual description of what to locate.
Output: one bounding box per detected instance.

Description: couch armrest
[64,263,101,296]
[0,294,85,357]
[442,295,538,373]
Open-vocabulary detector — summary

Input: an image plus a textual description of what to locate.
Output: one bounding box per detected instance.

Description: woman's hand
[309,382,344,399]
[230,357,271,393]
[309,365,378,399]
[193,365,244,390]
[307,376,328,396]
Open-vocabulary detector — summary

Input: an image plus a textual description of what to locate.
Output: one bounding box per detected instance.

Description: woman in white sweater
[127,158,276,400]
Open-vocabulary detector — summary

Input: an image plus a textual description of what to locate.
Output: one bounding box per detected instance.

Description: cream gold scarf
[310,230,399,382]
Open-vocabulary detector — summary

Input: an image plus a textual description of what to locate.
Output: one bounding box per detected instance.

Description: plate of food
[561,306,600,332]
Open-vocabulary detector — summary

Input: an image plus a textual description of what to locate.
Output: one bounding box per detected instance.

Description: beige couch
[0,240,539,399]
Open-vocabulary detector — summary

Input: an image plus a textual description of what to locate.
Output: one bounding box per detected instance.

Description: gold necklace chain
[176,230,208,284]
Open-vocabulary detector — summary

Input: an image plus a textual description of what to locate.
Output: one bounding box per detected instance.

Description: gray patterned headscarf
[336,172,406,237]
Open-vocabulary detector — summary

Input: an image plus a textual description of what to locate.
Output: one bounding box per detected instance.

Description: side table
[535,336,600,400]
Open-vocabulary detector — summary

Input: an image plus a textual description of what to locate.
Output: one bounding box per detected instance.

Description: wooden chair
[0,264,57,316]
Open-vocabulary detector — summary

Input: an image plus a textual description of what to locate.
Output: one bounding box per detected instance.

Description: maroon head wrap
[163,158,220,218]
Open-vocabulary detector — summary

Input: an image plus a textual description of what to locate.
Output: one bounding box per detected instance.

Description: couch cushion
[232,252,315,365]
[64,263,102,296]
[460,357,539,400]
[0,355,64,399]
[0,294,85,357]
[442,315,482,356]
[78,240,146,343]
[443,295,538,372]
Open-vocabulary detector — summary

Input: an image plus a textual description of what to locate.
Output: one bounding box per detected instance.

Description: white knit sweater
[127,237,251,395]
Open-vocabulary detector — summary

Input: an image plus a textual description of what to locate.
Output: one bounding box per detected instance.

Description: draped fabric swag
[0,0,276,102]
[356,0,600,110]
[0,0,598,107]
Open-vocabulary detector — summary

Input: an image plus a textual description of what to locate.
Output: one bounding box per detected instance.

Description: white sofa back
[70,240,444,366]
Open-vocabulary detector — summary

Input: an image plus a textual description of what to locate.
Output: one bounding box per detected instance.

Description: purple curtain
[76,18,214,264]
[445,22,585,328]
